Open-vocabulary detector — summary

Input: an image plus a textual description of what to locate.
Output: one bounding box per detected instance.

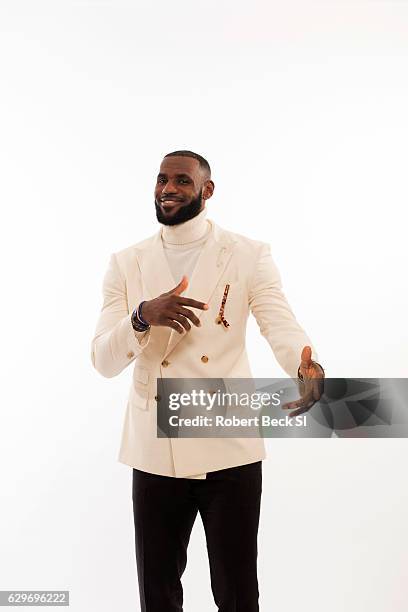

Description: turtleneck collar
[160,207,210,245]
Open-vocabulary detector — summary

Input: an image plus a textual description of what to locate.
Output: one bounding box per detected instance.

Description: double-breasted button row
[158,356,208,368]
[161,357,208,365]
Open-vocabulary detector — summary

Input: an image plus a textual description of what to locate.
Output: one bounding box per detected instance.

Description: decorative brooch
[215,284,230,328]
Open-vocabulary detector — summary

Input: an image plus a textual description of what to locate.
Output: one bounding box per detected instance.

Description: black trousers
[132,461,262,612]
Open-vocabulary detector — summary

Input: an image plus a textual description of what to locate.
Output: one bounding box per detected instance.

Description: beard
[155,188,203,226]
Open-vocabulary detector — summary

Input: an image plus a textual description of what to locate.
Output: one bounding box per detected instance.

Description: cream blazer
[91,219,316,477]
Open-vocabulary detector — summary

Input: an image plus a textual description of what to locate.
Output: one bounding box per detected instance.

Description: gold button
[201,355,209,363]
[127,351,135,359]
[161,359,169,367]
[154,395,161,402]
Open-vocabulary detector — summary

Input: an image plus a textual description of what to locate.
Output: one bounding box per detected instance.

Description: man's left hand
[282,346,325,418]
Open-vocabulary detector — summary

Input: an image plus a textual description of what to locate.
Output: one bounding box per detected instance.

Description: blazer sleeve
[248,242,318,378]
[91,253,150,378]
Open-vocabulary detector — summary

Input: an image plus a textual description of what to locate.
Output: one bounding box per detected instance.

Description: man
[91,150,324,612]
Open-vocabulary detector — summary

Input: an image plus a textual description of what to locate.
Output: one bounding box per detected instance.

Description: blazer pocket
[211,281,246,325]
[130,365,150,410]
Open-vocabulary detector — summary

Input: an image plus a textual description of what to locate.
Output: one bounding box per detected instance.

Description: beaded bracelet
[131,301,150,332]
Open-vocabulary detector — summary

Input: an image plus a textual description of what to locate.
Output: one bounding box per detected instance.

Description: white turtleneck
[161,207,211,480]
[161,207,211,285]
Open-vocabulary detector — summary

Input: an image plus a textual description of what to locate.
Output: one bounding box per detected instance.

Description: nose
[162,184,178,196]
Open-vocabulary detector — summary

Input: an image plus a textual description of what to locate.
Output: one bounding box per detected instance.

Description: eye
[179,179,189,184]
[157,178,166,184]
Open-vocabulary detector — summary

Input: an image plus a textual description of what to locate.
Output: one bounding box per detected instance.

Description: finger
[282,395,311,410]
[177,296,209,310]
[300,345,312,373]
[312,378,319,400]
[282,399,315,417]
[282,399,304,411]
[166,276,189,296]
[282,387,314,410]
[171,313,191,332]
[312,378,322,400]
[282,395,316,413]
[314,363,325,378]
[177,306,201,327]
[165,318,185,334]
[313,376,325,400]
[300,359,323,382]
[289,403,315,418]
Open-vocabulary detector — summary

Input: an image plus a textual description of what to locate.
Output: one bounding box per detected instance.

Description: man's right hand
[140,276,209,334]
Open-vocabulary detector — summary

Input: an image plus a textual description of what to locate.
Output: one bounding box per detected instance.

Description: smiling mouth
[160,200,184,209]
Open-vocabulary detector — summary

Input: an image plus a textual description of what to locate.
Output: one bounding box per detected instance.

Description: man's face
[154,156,213,226]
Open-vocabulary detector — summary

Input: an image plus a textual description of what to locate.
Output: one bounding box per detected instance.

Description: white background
[1,1,407,610]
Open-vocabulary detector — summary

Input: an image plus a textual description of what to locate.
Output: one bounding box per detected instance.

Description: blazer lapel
[162,220,237,360]
[139,229,176,298]
[137,220,237,360]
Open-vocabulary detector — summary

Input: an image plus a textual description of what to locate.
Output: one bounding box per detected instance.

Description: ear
[202,179,215,201]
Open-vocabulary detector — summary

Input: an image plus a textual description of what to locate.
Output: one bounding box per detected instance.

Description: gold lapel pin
[215,284,230,328]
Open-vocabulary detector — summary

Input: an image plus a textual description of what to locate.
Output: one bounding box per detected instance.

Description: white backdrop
[1,1,407,611]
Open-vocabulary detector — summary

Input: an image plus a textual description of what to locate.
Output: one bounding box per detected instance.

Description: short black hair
[163,150,211,178]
